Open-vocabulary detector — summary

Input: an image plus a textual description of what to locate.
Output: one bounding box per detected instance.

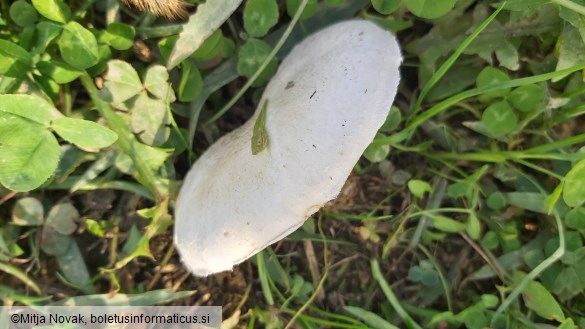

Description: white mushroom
[175,20,402,276]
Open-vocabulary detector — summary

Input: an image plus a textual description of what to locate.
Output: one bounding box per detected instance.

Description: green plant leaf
[371,0,401,15]
[9,0,38,27]
[105,22,135,50]
[143,65,175,101]
[118,232,155,268]
[408,179,432,198]
[286,0,318,20]
[0,94,52,125]
[0,39,33,78]
[237,38,278,86]
[466,212,481,240]
[12,197,44,226]
[481,294,499,308]
[34,21,62,55]
[187,59,238,142]
[56,239,94,293]
[100,60,143,104]
[290,274,313,298]
[251,100,269,155]
[563,159,585,207]
[162,127,189,156]
[53,145,95,181]
[565,207,585,229]
[408,260,440,286]
[36,60,82,84]
[486,191,507,210]
[523,279,566,321]
[431,215,467,233]
[190,30,222,61]
[69,151,116,192]
[51,117,118,149]
[559,3,585,44]
[364,133,391,163]
[45,203,79,235]
[40,226,73,256]
[494,40,519,71]
[132,141,172,174]
[58,22,99,69]
[448,181,473,199]
[482,100,517,138]
[456,304,488,329]
[481,230,499,250]
[506,192,547,214]
[447,165,489,203]
[476,66,511,102]
[558,318,577,329]
[426,66,481,102]
[178,61,203,102]
[85,219,108,238]
[508,84,546,113]
[404,0,456,19]
[523,249,546,270]
[380,106,402,132]
[0,114,60,192]
[554,24,585,82]
[158,35,178,63]
[32,0,71,23]
[552,265,583,301]
[546,183,563,215]
[33,74,60,102]
[129,94,171,146]
[86,44,112,76]
[167,0,243,69]
[244,0,279,37]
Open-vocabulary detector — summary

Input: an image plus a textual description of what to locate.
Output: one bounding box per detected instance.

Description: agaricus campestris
[175,20,402,276]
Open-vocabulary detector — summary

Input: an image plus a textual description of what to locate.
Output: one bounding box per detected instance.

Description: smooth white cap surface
[175,20,402,276]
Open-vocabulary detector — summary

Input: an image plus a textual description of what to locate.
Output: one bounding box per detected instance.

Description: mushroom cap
[175,20,402,276]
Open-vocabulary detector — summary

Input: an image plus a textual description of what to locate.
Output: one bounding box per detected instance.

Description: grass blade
[256,250,275,305]
[49,289,195,306]
[344,306,400,329]
[407,64,585,133]
[0,263,41,295]
[371,259,423,329]
[167,0,243,69]
[412,1,507,117]
[204,0,309,125]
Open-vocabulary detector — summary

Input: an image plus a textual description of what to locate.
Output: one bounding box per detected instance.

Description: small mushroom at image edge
[175,20,402,277]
